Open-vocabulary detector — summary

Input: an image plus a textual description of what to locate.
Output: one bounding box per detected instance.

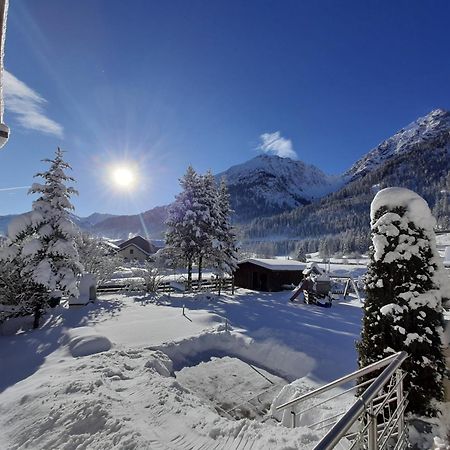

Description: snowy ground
[0,282,365,450]
[1,255,448,449]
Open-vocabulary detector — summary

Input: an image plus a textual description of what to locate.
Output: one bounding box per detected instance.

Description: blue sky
[1,0,449,216]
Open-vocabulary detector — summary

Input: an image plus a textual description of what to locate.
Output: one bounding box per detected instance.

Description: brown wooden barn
[234,258,306,292]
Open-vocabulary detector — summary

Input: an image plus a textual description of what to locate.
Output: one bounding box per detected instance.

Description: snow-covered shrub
[132,261,163,293]
[77,232,121,285]
[357,187,449,417]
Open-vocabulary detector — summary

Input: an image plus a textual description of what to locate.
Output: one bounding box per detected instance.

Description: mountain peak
[216,154,343,222]
[346,108,450,180]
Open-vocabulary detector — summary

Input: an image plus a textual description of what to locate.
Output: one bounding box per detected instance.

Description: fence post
[367,401,378,450]
[396,369,404,439]
[231,276,235,295]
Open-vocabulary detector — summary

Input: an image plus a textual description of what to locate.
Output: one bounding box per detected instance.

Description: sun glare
[111,166,137,190]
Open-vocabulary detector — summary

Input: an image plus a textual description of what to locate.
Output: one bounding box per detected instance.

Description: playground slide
[289,281,304,302]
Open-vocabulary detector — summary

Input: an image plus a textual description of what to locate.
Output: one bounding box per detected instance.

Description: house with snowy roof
[234,258,306,292]
[117,235,158,262]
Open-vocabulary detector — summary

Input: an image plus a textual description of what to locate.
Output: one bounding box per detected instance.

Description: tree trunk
[198,255,203,291]
[187,258,192,292]
[33,305,41,329]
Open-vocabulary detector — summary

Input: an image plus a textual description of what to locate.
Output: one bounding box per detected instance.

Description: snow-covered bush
[77,232,121,285]
[132,261,163,293]
[357,187,449,417]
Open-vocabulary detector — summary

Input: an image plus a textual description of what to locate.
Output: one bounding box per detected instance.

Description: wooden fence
[97,276,234,295]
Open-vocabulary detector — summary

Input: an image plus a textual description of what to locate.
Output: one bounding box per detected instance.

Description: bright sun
[111,166,136,189]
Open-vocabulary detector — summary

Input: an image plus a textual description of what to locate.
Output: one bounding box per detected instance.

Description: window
[130,249,134,255]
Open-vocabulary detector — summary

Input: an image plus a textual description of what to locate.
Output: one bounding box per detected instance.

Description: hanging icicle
[0,0,9,149]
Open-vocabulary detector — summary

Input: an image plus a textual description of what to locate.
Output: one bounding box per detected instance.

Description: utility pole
[0,0,9,149]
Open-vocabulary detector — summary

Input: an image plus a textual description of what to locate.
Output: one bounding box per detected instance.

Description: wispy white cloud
[3,71,63,138]
[0,185,30,192]
[258,131,297,159]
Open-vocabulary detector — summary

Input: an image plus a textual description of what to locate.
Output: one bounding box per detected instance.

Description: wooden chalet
[234,258,306,292]
[118,235,158,262]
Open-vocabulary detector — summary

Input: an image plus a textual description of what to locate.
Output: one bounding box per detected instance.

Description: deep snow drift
[0,285,364,449]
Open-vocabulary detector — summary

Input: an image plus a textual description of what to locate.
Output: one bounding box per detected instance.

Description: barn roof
[238,258,306,271]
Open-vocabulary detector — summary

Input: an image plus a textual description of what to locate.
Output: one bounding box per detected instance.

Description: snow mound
[152,329,315,382]
[144,350,173,377]
[371,187,435,231]
[66,327,112,357]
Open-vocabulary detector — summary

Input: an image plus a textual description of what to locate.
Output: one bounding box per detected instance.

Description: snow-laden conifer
[0,148,81,327]
[196,171,221,287]
[209,177,238,279]
[357,187,448,417]
[165,166,204,290]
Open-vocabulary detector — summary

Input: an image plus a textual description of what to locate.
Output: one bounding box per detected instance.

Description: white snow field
[0,286,365,450]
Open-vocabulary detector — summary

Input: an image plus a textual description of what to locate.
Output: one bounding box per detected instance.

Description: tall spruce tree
[0,148,81,327]
[196,171,220,288]
[211,177,238,278]
[357,187,448,417]
[165,166,204,290]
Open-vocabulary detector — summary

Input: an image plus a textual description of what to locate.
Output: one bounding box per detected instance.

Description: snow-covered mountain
[244,109,450,247]
[80,156,344,238]
[90,205,169,239]
[1,109,447,240]
[216,154,343,222]
[346,108,450,180]
[0,212,117,236]
[71,212,117,228]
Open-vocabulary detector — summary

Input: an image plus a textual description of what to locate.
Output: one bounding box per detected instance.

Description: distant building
[117,235,158,262]
[234,258,306,292]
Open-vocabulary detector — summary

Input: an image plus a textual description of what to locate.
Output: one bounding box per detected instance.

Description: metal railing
[275,351,409,450]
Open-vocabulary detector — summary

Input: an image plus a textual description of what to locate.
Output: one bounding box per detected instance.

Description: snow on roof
[103,241,120,250]
[239,258,306,271]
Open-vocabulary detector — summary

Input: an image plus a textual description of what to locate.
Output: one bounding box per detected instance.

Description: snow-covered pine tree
[165,166,204,290]
[210,177,238,282]
[295,246,307,263]
[0,214,44,324]
[1,148,81,328]
[357,187,448,417]
[196,171,221,288]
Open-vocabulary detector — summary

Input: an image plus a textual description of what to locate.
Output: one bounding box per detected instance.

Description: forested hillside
[242,144,449,256]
